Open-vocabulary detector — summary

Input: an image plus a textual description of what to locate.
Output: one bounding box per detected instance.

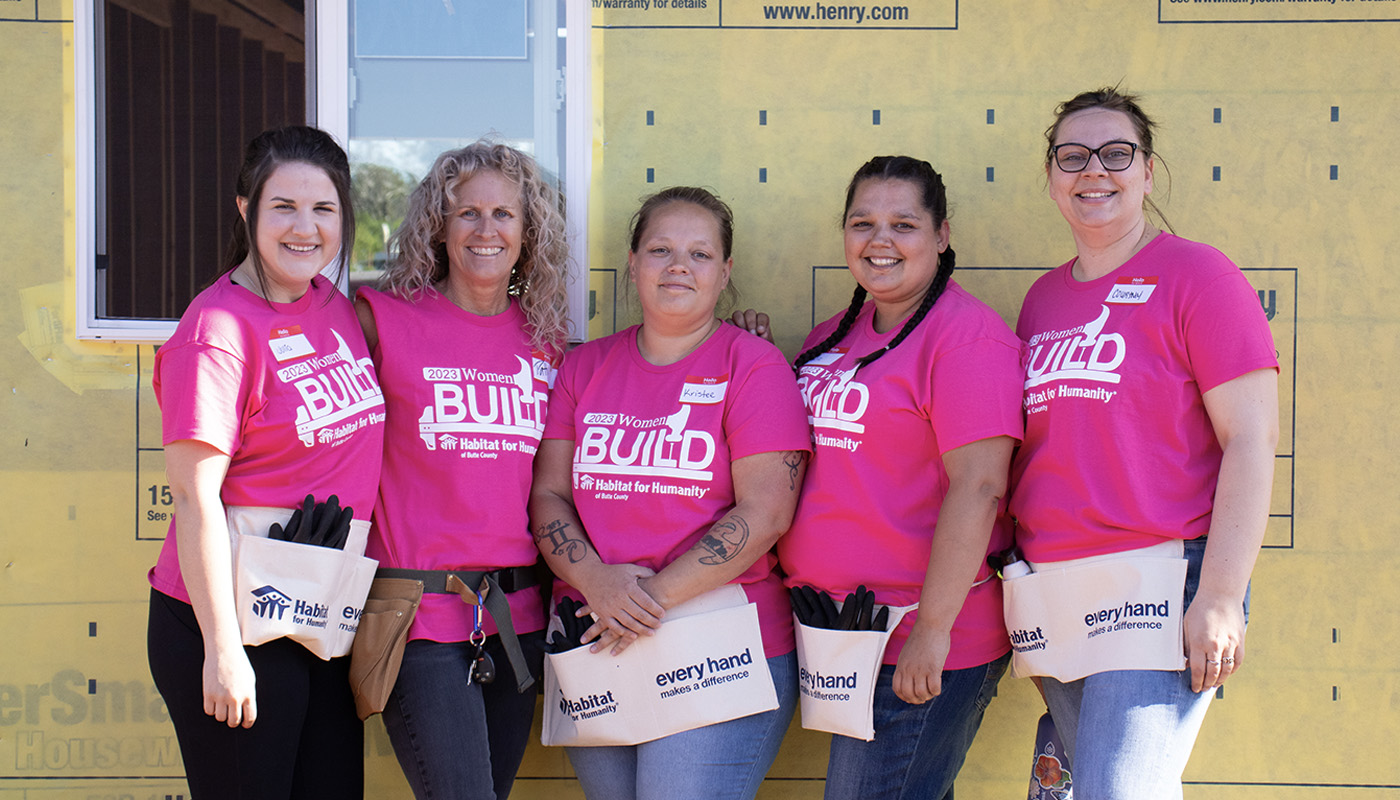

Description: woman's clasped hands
[572,561,667,655]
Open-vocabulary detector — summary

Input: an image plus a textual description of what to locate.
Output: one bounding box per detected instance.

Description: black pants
[147,589,363,799]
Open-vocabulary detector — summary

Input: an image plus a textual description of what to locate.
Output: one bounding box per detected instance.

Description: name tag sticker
[532,349,559,388]
[806,346,849,367]
[1105,277,1157,305]
[680,374,729,405]
[269,326,315,362]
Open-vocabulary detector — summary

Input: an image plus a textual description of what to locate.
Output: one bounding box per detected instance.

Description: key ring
[469,593,486,646]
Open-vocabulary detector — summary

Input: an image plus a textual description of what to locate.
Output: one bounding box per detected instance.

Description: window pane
[345,0,566,281]
[98,0,306,320]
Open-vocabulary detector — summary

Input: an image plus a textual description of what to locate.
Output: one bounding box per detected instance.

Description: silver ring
[1222,657,1235,665]
[1205,659,1221,665]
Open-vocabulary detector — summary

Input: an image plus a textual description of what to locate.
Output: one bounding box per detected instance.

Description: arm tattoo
[782,451,807,491]
[696,515,750,566]
[535,519,589,564]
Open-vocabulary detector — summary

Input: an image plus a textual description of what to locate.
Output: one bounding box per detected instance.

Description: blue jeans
[381,632,545,800]
[1042,537,1251,800]
[565,651,797,800]
[824,651,1010,800]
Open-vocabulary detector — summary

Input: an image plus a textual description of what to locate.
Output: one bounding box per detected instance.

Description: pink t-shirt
[150,274,386,603]
[360,288,558,642]
[1010,234,1278,562]
[779,281,1024,669]
[543,323,812,658]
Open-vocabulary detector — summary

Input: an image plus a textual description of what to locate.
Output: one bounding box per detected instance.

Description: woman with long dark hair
[147,126,384,799]
[778,155,1023,799]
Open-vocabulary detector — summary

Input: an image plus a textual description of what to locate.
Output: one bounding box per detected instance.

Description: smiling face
[628,201,732,327]
[1048,107,1155,240]
[843,177,950,328]
[441,169,525,298]
[236,161,342,302]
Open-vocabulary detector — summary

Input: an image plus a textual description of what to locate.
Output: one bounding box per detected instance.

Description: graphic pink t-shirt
[543,323,811,658]
[779,282,1024,669]
[1010,234,1278,562]
[150,274,386,603]
[360,288,558,642]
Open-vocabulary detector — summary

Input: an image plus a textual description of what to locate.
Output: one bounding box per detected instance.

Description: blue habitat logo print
[251,585,293,620]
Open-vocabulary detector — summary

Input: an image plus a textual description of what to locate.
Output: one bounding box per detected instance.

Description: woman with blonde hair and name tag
[356,141,571,800]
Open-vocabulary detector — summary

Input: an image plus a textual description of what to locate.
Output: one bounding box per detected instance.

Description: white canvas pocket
[1004,540,1187,681]
[542,584,778,747]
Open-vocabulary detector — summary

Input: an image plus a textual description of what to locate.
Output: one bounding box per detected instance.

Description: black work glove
[791,585,842,629]
[841,585,889,632]
[269,494,354,550]
[790,585,816,626]
[870,605,890,633]
[793,584,891,632]
[547,597,589,653]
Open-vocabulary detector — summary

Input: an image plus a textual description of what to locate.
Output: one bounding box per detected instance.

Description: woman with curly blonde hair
[376,141,571,350]
[356,141,572,800]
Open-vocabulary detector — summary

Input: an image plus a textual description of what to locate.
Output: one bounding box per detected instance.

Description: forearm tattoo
[782,451,808,491]
[535,519,589,564]
[696,514,750,566]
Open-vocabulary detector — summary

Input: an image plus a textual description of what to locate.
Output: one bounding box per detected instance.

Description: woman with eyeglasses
[1009,87,1279,798]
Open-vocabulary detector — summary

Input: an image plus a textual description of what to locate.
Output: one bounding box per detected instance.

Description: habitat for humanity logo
[251,585,293,620]
[559,690,618,720]
[1009,625,1048,653]
[249,585,330,628]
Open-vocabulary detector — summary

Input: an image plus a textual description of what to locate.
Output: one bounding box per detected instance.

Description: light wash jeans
[1042,537,1251,800]
[823,651,1010,800]
[565,651,797,800]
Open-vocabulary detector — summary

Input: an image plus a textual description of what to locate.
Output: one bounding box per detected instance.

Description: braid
[802,154,958,375]
[794,285,868,372]
[855,246,957,371]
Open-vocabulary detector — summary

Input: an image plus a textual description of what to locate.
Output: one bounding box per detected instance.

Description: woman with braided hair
[776,155,1024,799]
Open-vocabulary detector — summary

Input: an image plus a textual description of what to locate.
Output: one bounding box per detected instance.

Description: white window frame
[74,1,591,343]
[74,1,166,340]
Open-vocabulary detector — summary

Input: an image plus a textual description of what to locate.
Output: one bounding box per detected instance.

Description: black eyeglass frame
[1049,141,1143,173]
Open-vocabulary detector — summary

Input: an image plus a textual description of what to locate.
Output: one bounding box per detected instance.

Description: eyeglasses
[1050,141,1141,173]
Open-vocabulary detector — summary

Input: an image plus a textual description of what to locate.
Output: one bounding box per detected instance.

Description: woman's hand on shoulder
[892,621,952,704]
[727,309,774,343]
[203,644,257,728]
[575,562,666,655]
